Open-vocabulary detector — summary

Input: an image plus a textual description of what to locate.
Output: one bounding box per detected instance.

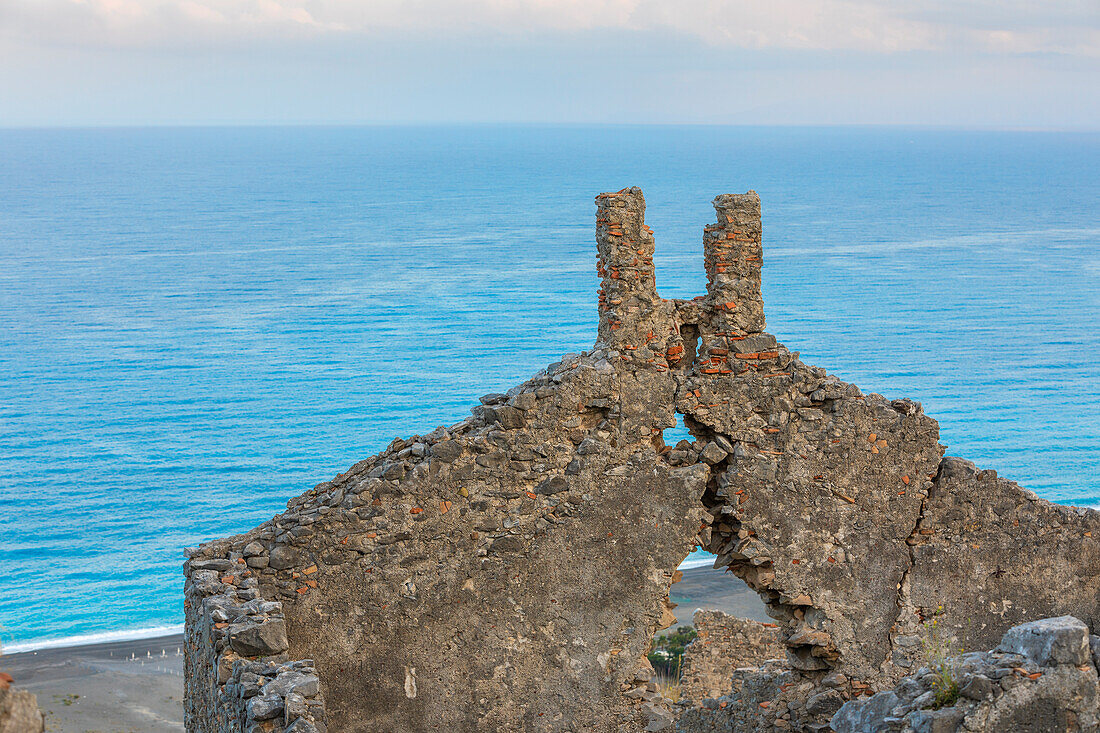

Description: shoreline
[3,625,184,657]
[2,633,186,681]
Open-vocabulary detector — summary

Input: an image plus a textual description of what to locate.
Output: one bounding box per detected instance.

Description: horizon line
[2,121,1099,134]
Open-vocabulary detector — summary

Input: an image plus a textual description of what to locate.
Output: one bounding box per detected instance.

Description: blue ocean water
[0,126,1097,651]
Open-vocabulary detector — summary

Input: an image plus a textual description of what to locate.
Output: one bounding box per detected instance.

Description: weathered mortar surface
[185,187,1100,732]
[678,610,785,703]
[908,458,1100,653]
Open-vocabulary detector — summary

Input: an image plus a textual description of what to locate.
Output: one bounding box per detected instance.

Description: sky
[0,0,1097,128]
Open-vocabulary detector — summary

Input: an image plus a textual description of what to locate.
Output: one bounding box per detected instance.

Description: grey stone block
[995,616,1089,667]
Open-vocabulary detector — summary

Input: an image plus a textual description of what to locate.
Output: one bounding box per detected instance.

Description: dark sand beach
[669,564,769,627]
[1,565,761,731]
[3,634,185,732]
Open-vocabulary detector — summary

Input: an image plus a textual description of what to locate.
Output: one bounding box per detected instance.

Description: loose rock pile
[185,188,1100,732]
[832,616,1100,732]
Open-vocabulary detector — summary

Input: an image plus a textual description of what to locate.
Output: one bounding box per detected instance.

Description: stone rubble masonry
[184,187,1100,733]
[184,553,325,732]
[831,615,1100,732]
[677,610,785,703]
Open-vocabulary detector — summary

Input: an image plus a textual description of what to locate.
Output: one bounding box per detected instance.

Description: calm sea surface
[1,126,1098,650]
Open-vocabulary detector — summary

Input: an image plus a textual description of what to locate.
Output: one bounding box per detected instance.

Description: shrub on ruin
[921,605,962,709]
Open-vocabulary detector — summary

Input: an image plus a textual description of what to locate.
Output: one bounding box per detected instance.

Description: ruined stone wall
[677,352,1100,729]
[186,189,709,733]
[678,610,784,703]
[908,458,1100,652]
[185,187,1100,733]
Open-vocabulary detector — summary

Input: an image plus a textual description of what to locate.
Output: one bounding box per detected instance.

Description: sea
[1,126,1097,652]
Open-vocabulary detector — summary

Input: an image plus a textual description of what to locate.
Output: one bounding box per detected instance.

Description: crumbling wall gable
[206,200,715,731]
[687,355,945,684]
[184,187,1100,733]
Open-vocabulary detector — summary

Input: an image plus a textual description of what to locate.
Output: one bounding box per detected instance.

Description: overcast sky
[1,0,1097,127]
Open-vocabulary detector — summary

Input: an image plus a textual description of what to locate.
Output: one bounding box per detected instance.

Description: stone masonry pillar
[595,187,659,349]
[692,191,778,377]
[705,191,764,336]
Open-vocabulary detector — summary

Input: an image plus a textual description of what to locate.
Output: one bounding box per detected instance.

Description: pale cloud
[175,1,227,24]
[3,0,342,47]
[1,0,1096,127]
[627,0,938,52]
[74,0,146,18]
[4,0,1098,56]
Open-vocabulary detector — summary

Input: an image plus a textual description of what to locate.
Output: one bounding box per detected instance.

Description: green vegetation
[921,606,962,709]
[648,625,697,677]
[648,625,696,702]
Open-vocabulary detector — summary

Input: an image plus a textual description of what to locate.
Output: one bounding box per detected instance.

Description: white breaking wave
[3,624,184,655]
[678,555,718,570]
